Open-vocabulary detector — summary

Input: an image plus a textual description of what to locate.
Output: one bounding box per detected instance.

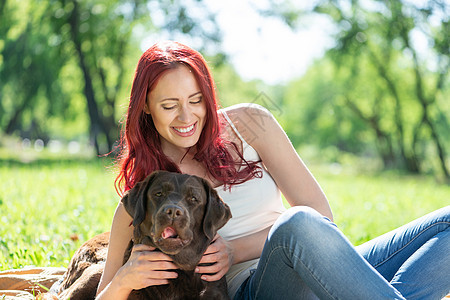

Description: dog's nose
[163,204,184,219]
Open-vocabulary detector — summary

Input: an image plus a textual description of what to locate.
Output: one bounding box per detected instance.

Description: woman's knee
[431,206,450,223]
[268,206,336,243]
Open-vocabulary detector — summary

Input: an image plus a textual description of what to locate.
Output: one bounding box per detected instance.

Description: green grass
[312,164,449,245]
[0,154,118,270]
[0,150,448,271]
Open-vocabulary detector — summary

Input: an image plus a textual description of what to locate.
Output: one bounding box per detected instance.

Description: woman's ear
[143,103,151,114]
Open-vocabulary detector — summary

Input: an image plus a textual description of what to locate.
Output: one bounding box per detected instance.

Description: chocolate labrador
[122,170,232,299]
[41,171,232,300]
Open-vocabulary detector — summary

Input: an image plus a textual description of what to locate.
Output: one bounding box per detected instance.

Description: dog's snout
[163,204,184,219]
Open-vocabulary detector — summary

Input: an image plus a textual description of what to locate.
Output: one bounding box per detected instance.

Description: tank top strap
[220,110,248,146]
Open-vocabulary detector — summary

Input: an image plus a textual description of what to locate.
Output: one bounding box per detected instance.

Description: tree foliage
[279,0,449,180]
[1,0,448,181]
[0,0,221,155]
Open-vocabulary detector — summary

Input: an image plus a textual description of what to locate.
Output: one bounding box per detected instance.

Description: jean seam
[373,221,450,269]
[292,250,337,300]
[253,246,279,298]
[254,245,337,300]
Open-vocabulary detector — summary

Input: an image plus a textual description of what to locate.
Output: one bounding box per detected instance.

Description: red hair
[115,41,261,195]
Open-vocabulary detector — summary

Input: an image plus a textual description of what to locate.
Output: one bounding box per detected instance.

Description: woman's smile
[172,122,197,136]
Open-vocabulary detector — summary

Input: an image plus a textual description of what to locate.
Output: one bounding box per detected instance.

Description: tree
[0,0,222,155]
[271,0,449,179]
[0,1,69,141]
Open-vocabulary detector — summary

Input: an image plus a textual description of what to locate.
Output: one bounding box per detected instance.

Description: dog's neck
[169,235,211,271]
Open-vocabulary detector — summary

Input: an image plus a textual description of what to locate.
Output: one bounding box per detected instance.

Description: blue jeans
[234,206,450,300]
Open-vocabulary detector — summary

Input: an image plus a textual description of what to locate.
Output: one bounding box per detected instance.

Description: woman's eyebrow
[159,91,202,102]
[188,91,202,98]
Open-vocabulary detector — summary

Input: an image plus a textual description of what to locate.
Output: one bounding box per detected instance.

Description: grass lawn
[312,163,449,245]
[0,150,448,271]
[0,154,119,270]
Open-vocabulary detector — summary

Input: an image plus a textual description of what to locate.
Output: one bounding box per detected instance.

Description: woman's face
[145,64,207,155]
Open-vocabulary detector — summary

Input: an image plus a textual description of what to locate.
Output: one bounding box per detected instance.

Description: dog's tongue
[162,227,177,239]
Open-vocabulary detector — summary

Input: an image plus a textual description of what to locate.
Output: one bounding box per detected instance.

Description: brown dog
[122,170,232,299]
[41,171,232,300]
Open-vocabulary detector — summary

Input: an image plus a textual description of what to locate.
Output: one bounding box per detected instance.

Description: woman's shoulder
[220,103,277,147]
[221,103,272,119]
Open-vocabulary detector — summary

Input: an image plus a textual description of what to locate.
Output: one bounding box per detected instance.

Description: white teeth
[174,124,194,133]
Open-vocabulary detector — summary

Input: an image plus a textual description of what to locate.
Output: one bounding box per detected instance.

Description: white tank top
[216,110,286,297]
[216,110,285,240]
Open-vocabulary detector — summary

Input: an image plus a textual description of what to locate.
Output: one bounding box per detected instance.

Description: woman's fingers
[198,268,227,282]
[195,235,233,282]
[118,244,179,290]
[125,271,178,290]
[131,244,156,252]
[130,244,176,262]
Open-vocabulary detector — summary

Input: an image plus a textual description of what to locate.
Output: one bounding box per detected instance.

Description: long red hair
[115,41,261,195]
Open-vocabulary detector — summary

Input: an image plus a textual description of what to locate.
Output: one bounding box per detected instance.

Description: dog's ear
[121,171,161,226]
[201,179,232,240]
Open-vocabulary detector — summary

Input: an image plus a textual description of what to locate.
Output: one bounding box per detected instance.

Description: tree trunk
[367,48,420,172]
[5,98,27,135]
[403,26,449,179]
[66,0,107,155]
[345,97,396,168]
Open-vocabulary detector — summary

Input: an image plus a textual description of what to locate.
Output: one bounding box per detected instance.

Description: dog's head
[121,171,231,266]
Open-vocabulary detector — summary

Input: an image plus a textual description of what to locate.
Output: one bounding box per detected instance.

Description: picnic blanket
[0,267,65,299]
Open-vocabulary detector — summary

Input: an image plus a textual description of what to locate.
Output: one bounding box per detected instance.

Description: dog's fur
[40,171,231,300]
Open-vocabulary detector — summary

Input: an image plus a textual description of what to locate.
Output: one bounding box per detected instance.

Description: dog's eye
[154,192,162,197]
[190,196,198,202]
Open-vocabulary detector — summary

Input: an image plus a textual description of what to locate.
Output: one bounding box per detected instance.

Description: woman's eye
[190,97,202,104]
[162,105,176,110]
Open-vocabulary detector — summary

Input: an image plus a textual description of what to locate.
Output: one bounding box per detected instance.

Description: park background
[0,0,449,271]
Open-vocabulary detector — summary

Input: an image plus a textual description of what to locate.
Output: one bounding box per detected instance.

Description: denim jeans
[234,206,450,300]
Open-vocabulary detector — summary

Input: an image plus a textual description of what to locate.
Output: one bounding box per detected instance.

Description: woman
[95,41,450,300]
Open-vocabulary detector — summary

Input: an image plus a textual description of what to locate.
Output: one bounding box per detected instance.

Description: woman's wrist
[96,272,132,300]
[229,239,244,265]
[224,238,236,266]
[113,267,134,294]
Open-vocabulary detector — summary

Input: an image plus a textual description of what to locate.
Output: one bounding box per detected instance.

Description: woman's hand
[195,234,234,282]
[114,244,179,291]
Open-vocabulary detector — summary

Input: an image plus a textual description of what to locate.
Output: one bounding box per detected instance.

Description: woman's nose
[178,105,192,123]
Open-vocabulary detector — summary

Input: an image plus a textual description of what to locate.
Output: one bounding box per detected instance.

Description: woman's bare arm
[227,104,333,220]
[96,202,134,299]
